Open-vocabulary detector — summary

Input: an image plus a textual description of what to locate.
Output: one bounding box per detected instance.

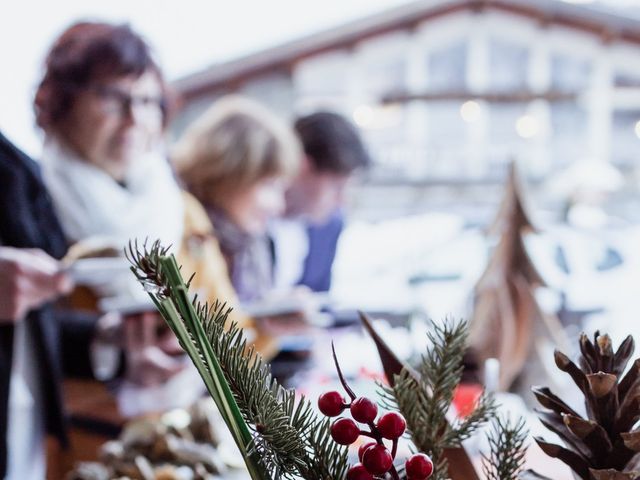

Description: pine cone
[532,331,640,480]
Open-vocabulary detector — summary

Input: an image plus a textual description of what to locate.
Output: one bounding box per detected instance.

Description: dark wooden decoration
[486,162,538,237]
[470,162,549,390]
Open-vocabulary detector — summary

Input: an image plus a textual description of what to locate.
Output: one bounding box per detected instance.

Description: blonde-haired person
[174,96,301,304]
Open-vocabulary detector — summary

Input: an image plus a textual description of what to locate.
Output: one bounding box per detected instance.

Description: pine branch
[128,241,266,478]
[127,240,348,480]
[482,416,528,480]
[390,371,450,480]
[382,319,496,480]
[199,303,308,477]
[304,417,350,480]
[453,391,496,443]
[421,319,468,415]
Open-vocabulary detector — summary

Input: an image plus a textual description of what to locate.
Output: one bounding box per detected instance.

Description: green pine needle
[482,416,529,480]
[127,240,348,480]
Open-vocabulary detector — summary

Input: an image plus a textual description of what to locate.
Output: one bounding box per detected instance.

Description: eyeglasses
[90,85,165,118]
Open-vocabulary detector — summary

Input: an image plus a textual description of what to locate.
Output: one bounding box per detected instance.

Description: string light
[352,104,401,129]
[516,114,539,139]
[460,100,481,123]
[353,105,375,127]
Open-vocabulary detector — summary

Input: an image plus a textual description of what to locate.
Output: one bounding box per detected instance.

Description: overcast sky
[1,0,638,155]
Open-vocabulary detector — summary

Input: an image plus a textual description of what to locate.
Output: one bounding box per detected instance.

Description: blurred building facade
[172,0,640,206]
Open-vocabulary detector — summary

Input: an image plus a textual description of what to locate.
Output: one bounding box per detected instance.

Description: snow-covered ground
[331,212,640,342]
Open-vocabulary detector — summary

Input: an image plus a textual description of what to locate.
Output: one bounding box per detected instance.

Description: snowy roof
[175,0,640,99]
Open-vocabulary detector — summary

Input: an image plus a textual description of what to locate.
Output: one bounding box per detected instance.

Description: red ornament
[346,463,374,480]
[330,418,360,445]
[405,453,434,479]
[362,444,394,475]
[358,441,377,462]
[376,412,406,439]
[452,383,483,418]
[318,391,346,417]
[350,397,378,423]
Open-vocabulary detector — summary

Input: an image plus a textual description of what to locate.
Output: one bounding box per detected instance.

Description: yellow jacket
[177,192,278,359]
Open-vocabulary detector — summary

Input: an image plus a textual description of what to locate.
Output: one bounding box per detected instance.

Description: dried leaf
[531,386,581,417]
[587,373,618,399]
[597,335,615,373]
[359,311,419,385]
[615,392,640,433]
[555,350,588,393]
[562,413,612,456]
[534,437,591,480]
[613,336,635,377]
[134,455,155,480]
[580,332,598,372]
[535,410,591,457]
[580,355,594,374]
[618,359,640,401]
[620,432,640,452]
[586,373,619,432]
[589,468,640,480]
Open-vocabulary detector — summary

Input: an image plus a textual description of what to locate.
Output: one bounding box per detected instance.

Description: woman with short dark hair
[34,21,274,373]
[35,22,181,248]
[35,22,171,134]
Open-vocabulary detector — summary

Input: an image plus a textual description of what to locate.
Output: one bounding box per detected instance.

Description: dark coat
[0,131,96,476]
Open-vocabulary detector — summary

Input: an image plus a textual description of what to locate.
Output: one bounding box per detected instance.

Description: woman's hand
[123,311,186,387]
[0,247,73,322]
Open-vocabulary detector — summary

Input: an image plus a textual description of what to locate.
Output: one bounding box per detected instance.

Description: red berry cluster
[318,345,434,480]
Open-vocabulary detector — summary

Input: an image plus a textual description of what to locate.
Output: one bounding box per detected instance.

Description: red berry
[405,453,434,479]
[358,441,377,462]
[350,397,378,423]
[362,444,393,475]
[346,463,374,480]
[330,418,360,445]
[377,412,406,439]
[318,391,345,417]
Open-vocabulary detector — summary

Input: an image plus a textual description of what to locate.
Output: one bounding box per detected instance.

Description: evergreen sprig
[127,240,348,480]
[381,319,496,480]
[482,416,528,480]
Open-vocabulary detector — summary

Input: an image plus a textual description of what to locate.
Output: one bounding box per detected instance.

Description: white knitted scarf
[40,138,184,251]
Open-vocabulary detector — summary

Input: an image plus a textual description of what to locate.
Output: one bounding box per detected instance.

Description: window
[551,54,591,91]
[428,41,467,90]
[550,103,589,167]
[488,38,528,91]
[294,51,352,97]
[425,102,469,177]
[363,57,406,99]
[611,110,640,168]
[487,103,529,169]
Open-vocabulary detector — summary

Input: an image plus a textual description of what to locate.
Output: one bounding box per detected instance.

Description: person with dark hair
[271,111,371,292]
[35,22,179,246]
[34,22,276,362]
[34,22,171,131]
[33,19,274,390]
